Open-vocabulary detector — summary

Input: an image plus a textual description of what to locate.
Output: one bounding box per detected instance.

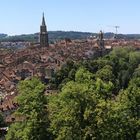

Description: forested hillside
[6,47,140,140]
[1,31,140,42]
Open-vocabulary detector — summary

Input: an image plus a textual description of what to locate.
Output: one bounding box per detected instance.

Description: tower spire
[40,13,49,47]
[42,12,46,26]
[97,30,104,49]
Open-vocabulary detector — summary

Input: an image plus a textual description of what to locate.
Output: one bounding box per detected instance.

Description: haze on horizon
[0,0,140,35]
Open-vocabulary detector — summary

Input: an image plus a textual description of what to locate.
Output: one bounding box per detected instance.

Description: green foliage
[48,68,97,140]
[6,78,50,140]
[16,78,46,117]
[50,60,78,90]
[49,68,117,139]
[0,31,94,42]
[2,32,140,42]
[52,47,140,91]
[0,114,6,137]
[129,51,140,65]
[95,78,114,99]
[133,65,140,78]
[75,67,93,83]
[0,114,6,128]
[48,47,140,139]
[6,47,140,139]
[95,65,114,82]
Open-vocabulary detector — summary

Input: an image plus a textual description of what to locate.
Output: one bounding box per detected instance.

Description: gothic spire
[40,12,49,47]
[42,12,46,26]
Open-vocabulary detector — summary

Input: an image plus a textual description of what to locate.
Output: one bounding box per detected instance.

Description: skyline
[0,0,140,35]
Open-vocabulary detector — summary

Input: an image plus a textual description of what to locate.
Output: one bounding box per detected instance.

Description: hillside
[0,31,95,42]
[1,31,140,42]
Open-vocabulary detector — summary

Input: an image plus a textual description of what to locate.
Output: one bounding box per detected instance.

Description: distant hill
[48,31,95,41]
[0,31,140,42]
[0,33,8,39]
[0,31,95,43]
[0,33,38,42]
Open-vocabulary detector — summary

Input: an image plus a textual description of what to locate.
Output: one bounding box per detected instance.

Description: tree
[129,51,140,69]
[118,70,130,88]
[0,113,7,138]
[133,65,140,78]
[108,47,133,77]
[95,65,115,82]
[50,60,77,90]
[6,77,50,140]
[0,113,6,128]
[48,68,116,139]
[97,77,140,139]
[48,68,97,139]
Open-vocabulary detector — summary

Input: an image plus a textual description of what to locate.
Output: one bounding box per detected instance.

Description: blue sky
[0,0,139,35]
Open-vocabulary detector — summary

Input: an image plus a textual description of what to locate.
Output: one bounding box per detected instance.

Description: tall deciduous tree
[6,78,50,140]
[48,68,115,139]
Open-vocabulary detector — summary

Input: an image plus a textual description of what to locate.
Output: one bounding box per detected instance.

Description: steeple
[99,30,103,40]
[40,13,49,47]
[97,30,104,49]
[42,13,46,26]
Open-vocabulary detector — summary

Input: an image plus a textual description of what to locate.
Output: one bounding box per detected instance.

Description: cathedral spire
[42,12,46,26]
[40,13,49,47]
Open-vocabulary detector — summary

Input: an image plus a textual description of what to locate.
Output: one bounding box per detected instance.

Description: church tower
[40,13,49,47]
[97,30,104,49]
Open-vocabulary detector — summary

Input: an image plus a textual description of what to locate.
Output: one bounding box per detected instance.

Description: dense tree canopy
[48,47,140,139]
[6,47,140,139]
[6,78,50,140]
